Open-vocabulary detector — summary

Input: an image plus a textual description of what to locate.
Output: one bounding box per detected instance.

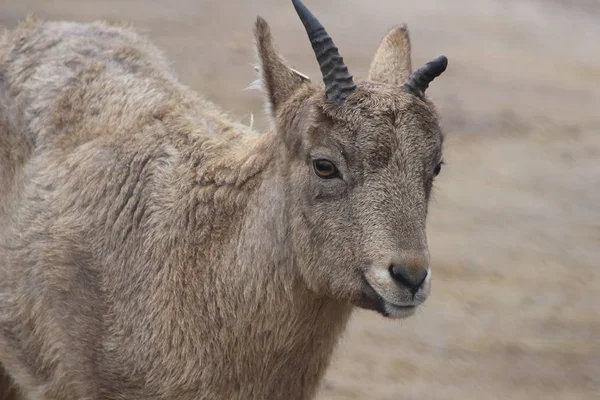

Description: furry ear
[254,17,308,117]
[368,25,413,86]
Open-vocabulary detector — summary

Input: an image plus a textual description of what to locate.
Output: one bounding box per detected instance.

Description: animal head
[255,0,447,318]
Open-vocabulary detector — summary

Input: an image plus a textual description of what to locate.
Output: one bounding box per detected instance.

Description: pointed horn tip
[291,0,308,16]
[292,0,321,34]
[433,55,449,73]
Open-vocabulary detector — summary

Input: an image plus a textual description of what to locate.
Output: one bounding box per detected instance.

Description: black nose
[389,264,428,292]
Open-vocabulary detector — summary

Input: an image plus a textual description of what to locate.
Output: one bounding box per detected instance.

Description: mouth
[357,276,419,319]
[381,303,417,318]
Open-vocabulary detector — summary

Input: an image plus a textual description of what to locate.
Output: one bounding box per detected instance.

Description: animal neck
[137,125,353,398]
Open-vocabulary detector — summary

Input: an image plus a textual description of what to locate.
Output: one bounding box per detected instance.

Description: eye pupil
[434,162,442,176]
[313,159,338,179]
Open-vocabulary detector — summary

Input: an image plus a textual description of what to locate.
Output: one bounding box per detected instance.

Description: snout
[360,252,431,319]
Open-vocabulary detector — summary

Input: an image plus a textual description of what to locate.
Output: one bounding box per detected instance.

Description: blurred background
[2,0,598,398]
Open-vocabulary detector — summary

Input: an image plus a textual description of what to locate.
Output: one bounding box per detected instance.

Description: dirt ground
[1,0,599,399]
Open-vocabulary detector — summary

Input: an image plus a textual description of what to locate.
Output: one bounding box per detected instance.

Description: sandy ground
[1,0,599,399]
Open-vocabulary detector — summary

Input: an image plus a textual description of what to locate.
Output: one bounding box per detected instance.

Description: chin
[355,295,420,319]
[380,303,418,319]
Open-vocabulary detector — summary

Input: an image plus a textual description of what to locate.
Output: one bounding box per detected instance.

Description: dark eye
[434,161,443,177]
[313,159,338,179]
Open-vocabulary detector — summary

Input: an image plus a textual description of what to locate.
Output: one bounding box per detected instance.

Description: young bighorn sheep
[0,0,448,398]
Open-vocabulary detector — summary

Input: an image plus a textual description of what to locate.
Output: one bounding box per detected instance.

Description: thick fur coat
[0,5,446,399]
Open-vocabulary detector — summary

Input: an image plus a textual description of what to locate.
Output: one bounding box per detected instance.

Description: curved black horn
[292,0,356,103]
[403,55,448,97]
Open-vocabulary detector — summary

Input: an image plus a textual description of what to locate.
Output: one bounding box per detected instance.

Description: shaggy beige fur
[0,6,446,400]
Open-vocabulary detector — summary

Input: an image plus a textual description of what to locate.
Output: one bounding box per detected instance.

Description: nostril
[389,265,428,292]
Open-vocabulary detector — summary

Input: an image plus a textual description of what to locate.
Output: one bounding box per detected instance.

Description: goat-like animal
[0,0,448,398]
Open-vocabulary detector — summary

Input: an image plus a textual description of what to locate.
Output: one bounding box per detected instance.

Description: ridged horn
[403,55,448,97]
[292,0,356,103]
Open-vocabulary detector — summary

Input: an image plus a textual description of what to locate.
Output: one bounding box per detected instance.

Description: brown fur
[0,365,21,400]
[0,9,446,400]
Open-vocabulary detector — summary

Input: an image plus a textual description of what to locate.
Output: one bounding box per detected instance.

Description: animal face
[279,84,443,318]
[255,0,447,318]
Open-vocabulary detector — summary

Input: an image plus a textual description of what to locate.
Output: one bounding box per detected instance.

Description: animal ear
[254,17,308,117]
[367,25,413,86]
